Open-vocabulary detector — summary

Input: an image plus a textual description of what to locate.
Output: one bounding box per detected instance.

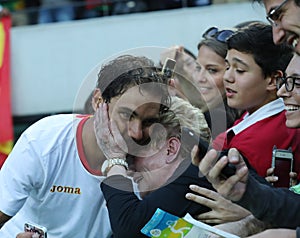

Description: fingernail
[231,156,239,162]
[189,185,196,190]
[186,193,192,199]
[239,166,248,175]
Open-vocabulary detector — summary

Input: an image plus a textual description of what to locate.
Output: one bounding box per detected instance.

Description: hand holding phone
[161,57,176,78]
[271,146,294,188]
[182,127,236,178]
[24,222,47,238]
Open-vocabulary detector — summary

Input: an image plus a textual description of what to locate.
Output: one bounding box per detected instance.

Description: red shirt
[213,111,300,180]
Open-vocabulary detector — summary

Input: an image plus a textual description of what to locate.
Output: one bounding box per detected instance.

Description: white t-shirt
[0,114,112,238]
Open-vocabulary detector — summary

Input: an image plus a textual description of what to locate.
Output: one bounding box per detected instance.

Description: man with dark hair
[252,0,300,54]
[0,55,170,237]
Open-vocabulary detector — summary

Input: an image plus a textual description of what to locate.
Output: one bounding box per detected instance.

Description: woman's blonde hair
[151,96,211,157]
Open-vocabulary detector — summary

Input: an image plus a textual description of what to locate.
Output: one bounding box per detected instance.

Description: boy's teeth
[285,105,300,111]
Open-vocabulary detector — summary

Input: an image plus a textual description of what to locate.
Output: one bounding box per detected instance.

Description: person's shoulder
[31,114,74,128]
[32,114,83,127]
[181,163,211,183]
[23,114,84,140]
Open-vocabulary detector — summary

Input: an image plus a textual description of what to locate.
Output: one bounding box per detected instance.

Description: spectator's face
[277,54,300,128]
[195,45,226,108]
[108,85,162,156]
[223,49,271,114]
[181,52,198,82]
[131,136,180,198]
[264,0,300,54]
[132,142,169,197]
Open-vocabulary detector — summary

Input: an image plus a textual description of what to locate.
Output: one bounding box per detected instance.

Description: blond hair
[151,96,211,157]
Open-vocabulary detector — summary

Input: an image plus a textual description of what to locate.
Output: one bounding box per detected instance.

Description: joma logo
[50,185,81,194]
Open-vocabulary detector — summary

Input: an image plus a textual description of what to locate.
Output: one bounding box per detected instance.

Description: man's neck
[82,117,107,172]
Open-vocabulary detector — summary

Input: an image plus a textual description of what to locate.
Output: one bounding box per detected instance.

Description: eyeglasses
[266,0,289,27]
[276,75,300,92]
[202,27,235,43]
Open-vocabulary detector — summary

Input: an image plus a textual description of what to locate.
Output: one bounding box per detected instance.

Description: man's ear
[267,70,283,91]
[166,137,181,164]
[92,88,103,112]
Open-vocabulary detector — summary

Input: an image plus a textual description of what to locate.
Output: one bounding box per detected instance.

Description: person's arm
[214,214,271,237]
[0,121,47,230]
[0,211,11,227]
[237,175,300,228]
[247,228,297,238]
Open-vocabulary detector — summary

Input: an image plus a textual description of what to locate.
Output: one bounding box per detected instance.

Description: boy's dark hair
[227,22,293,77]
[97,55,171,112]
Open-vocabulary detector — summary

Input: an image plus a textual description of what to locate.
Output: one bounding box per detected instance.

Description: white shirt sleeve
[0,131,45,216]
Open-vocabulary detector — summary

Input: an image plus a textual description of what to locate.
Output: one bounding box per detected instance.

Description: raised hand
[195,148,249,201]
[186,185,250,224]
[265,167,298,187]
[94,102,128,160]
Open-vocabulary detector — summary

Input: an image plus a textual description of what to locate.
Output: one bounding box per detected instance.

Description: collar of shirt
[229,98,284,135]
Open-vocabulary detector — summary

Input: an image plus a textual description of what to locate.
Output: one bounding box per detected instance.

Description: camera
[161,58,176,78]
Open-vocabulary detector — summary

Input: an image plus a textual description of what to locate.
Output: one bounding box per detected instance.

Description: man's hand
[0,211,10,226]
[186,185,250,224]
[194,147,249,201]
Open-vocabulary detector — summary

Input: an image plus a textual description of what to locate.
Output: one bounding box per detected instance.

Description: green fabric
[2,0,25,12]
[290,183,300,194]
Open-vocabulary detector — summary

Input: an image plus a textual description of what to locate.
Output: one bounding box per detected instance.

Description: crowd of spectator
[0,0,214,26]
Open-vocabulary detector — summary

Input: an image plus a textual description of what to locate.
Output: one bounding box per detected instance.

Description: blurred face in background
[194,44,226,108]
[181,51,198,82]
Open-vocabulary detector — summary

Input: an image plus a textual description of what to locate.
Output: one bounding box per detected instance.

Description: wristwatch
[101,158,128,176]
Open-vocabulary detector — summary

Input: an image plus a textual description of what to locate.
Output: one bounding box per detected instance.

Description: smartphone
[181,127,236,178]
[24,222,47,238]
[161,57,176,78]
[271,145,294,188]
